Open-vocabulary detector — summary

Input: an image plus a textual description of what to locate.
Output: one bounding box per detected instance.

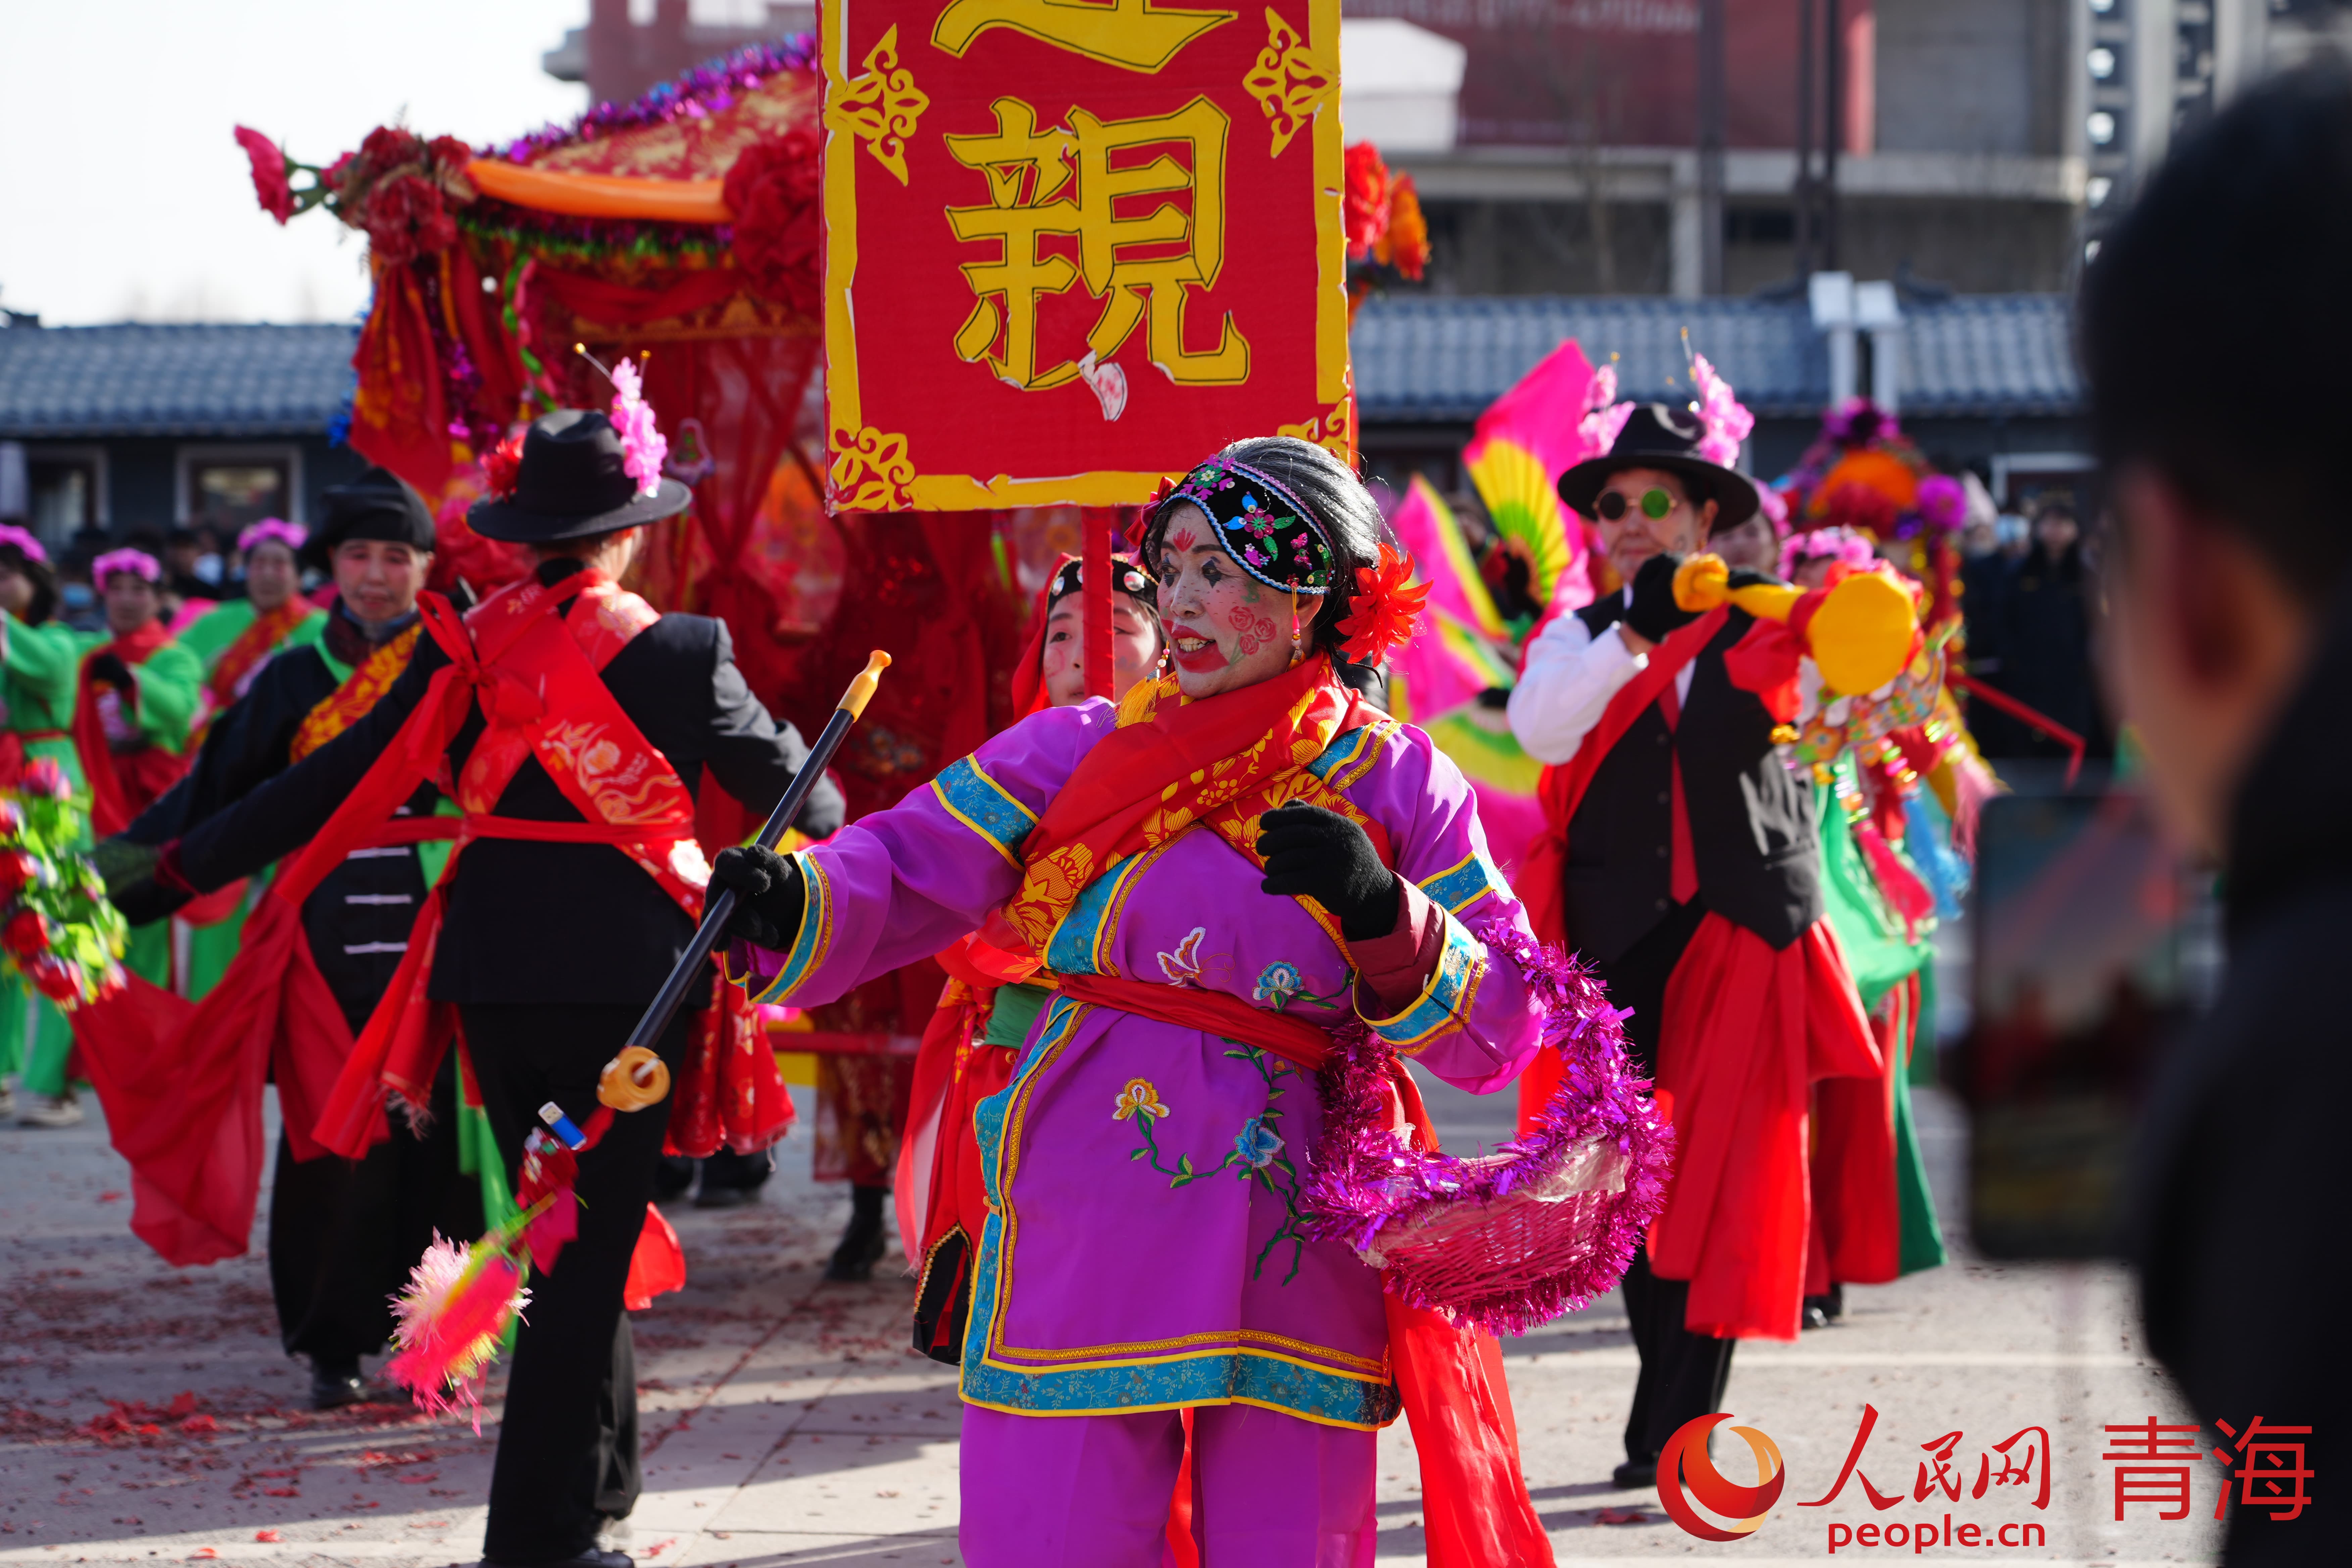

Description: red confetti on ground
[253,1531,280,1543]
[262,1488,299,1498]
[1597,1507,1653,1525]
[189,1548,218,1559]
[77,1392,203,1444]
[98,1191,125,1203]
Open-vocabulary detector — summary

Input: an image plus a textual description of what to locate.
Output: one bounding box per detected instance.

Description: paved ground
[1,1032,2222,1566]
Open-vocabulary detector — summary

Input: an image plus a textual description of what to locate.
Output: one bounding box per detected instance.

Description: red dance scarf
[72,620,185,839]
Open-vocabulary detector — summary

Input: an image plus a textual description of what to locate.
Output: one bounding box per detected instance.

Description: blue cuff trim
[931,756,1036,868]
[1361,905,1485,1053]
[1418,850,1503,916]
[751,851,832,1005]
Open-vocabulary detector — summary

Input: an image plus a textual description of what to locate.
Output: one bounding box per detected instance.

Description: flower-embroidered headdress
[93,549,161,587]
[237,517,307,555]
[1149,458,1336,595]
[0,525,48,565]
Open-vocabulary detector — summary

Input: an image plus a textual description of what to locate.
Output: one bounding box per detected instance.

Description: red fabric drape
[72,622,188,840]
[1808,972,1911,1289]
[1646,913,1882,1340]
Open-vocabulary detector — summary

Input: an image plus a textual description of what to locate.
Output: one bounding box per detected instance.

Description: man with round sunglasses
[1509,403,1880,1491]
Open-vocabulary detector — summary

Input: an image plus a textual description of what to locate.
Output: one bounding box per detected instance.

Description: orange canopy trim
[466,159,732,224]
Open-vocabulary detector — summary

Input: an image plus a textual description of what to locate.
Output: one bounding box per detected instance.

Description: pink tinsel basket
[1302,921,1674,1338]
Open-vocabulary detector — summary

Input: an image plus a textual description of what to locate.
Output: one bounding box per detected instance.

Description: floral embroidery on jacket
[1112,1079,1170,1121]
[1123,1041,1309,1283]
[1156,926,1208,987]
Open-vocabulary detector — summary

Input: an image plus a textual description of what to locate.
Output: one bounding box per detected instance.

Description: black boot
[823,1184,889,1281]
[309,1356,367,1410]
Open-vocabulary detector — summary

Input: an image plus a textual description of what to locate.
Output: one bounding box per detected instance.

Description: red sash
[199,600,312,732]
[310,571,787,1162]
[73,621,189,839]
[1516,606,1727,951]
[1514,607,1724,1140]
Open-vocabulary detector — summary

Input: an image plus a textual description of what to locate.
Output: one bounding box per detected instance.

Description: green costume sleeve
[173,600,257,675]
[1,616,85,733]
[128,642,206,755]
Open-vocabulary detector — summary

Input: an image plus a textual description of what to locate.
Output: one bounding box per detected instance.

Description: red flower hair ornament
[484,431,526,499]
[1335,543,1430,666]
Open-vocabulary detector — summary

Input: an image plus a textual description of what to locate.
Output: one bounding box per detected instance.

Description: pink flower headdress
[1688,350,1754,467]
[0,525,49,565]
[575,345,668,498]
[236,518,306,554]
[92,549,160,587]
[1780,525,1879,581]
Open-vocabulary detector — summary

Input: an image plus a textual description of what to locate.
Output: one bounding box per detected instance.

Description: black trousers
[267,1060,479,1362]
[463,1002,691,1565]
[1592,898,1737,1463]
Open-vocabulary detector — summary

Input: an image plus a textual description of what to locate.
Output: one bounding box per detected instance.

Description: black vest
[1561,598,1822,963]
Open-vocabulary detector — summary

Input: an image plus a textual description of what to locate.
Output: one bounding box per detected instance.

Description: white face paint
[1153,503,1300,700]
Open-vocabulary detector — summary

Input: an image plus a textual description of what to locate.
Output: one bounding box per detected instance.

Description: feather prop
[383,1206,550,1430]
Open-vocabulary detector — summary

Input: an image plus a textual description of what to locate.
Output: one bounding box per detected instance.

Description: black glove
[710,844,804,950]
[111,877,192,928]
[85,651,134,692]
[1726,567,1783,592]
[90,835,160,896]
[1256,802,1400,943]
[1624,553,1699,645]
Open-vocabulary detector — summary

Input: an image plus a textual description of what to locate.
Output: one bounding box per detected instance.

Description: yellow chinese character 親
[944,95,1251,392]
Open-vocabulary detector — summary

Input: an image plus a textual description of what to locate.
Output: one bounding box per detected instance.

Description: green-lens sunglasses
[1594,487,1676,522]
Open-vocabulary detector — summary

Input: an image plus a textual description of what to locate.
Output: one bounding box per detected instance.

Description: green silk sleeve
[1,616,85,732]
[129,641,206,754]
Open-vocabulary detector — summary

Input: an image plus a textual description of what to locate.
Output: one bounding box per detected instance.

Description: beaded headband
[1047,554,1155,607]
[93,548,161,587]
[238,517,307,555]
[1152,457,1335,594]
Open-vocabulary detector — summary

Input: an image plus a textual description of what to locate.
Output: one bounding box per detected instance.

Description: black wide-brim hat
[1558,403,1760,528]
[302,466,438,570]
[468,408,692,544]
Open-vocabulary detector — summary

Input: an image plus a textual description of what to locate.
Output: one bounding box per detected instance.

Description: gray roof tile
[1351,293,2078,423]
[0,323,355,438]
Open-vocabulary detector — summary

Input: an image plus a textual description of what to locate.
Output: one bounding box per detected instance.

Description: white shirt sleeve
[1508,611,1646,766]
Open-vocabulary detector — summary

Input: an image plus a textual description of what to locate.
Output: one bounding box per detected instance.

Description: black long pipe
[617,650,891,1056]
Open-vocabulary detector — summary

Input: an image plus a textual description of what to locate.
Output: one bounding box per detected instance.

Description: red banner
[820,0,1351,510]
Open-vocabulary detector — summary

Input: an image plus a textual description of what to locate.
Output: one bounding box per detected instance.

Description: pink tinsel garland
[1300,918,1673,1337]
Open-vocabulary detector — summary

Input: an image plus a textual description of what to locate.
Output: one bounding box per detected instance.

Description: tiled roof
[0,323,355,438]
[1350,293,2079,423]
[1900,295,2081,418]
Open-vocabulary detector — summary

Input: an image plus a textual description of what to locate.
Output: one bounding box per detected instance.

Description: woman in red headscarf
[901,552,1163,1341]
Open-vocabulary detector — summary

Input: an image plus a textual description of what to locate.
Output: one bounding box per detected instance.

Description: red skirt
[1647,913,1883,1340]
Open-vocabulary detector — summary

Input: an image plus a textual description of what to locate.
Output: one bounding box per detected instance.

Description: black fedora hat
[1557,403,1760,528]
[468,409,692,543]
[303,466,437,570]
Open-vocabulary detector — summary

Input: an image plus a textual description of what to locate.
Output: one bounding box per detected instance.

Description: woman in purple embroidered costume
[712,438,1606,1566]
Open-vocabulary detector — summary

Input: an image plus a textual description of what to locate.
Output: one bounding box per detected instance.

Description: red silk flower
[1342,142,1392,262]
[724,126,822,318]
[1336,543,1430,666]
[235,127,294,225]
[484,430,526,498]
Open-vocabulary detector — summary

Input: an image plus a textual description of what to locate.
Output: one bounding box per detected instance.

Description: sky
[0,1,595,325]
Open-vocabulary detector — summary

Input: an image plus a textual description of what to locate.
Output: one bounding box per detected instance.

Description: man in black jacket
[149,410,844,1568]
[1509,405,1879,1489]
[2082,62,2351,1568]
[115,467,469,1411]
